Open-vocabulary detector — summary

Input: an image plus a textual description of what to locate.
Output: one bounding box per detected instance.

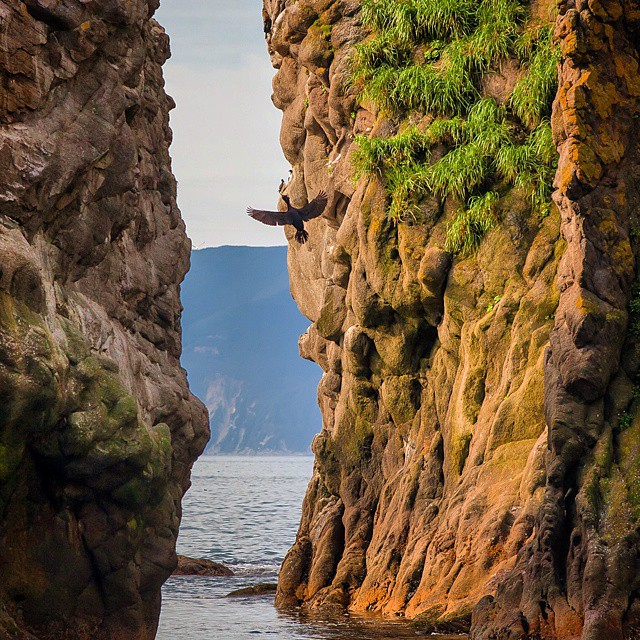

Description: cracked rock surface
[0,2,208,638]
[264,0,640,637]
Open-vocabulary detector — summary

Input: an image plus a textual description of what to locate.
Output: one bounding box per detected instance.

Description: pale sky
[155,0,290,247]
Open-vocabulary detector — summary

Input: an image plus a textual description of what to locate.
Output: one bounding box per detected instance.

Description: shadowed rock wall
[264,0,640,636]
[0,2,209,638]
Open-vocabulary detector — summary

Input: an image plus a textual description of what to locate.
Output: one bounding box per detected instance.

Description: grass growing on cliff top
[352,102,557,249]
[350,0,560,252]
[352,0,529,116]
[511,26,561,127]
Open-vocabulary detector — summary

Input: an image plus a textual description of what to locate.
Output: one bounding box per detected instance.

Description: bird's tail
[295,229,309,244]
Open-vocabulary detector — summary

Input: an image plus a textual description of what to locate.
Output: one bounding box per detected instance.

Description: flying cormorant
[247,191,328,244]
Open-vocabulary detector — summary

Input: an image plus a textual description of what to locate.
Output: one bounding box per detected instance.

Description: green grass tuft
[423,99,513,200]
[445,191,500,254]
[361,0,477,44]
[353,0,534,117]
[358,53,477,116]
[351,32,412,84]
[353,99,557,234]
[511,27,560,127]
[352,127,432,179]
[350,0,560,250]
[466,0,525,63]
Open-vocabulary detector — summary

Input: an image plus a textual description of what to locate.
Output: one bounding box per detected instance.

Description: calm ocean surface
[157,456,439,640]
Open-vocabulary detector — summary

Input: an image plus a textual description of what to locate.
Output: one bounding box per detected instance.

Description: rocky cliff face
[475,2,640,638]
[0,2,208,639]
[264,0,640,637]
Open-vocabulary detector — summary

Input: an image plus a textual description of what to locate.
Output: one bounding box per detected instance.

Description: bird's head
[281,194,291,207]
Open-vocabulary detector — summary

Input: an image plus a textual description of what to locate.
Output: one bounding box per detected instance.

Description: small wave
[226,563,280,578]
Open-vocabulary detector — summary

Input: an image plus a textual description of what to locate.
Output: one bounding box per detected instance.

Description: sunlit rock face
[0,2,209,638]
[264,0,640,636]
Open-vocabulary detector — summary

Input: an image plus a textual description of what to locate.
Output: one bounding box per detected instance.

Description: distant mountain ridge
[181,246,321,453]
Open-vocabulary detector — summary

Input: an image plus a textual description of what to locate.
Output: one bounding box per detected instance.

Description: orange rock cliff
[264,0,640,637]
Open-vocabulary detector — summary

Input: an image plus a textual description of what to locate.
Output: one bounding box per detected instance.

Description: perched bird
[247,191,328,244]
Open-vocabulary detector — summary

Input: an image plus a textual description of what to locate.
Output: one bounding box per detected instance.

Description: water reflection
[157,457,466,640]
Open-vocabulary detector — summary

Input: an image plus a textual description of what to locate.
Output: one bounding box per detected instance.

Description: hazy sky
[155,0,290,247]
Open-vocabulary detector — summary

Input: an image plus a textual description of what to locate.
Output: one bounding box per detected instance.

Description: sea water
[157,456,457,640]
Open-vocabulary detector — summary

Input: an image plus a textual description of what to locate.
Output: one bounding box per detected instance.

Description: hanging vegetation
[350,0,560,253]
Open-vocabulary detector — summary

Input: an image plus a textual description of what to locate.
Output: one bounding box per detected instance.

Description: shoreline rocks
[174,555,234,577]
[226,584,278,598]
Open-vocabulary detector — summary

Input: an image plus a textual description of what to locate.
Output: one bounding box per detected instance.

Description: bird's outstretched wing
[299,191,328,221]
[247,208,292,226]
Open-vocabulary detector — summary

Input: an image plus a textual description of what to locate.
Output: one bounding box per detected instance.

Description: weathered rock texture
[474,2,640,638]
[264,0,640,637]
[0,2,209,639]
